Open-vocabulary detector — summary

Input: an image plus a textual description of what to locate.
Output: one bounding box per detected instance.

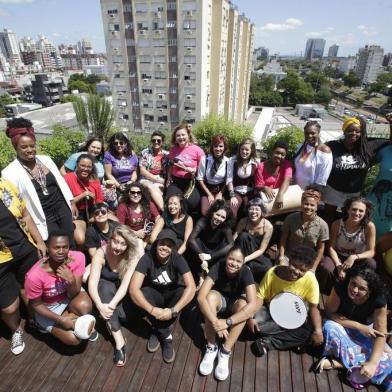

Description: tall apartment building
[355,45,384,84]
[100,0,254,133]
[0,29,22,66]
[304,38,325,60]
[327,44,339,58]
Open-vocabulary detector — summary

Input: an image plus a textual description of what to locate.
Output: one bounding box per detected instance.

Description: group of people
[1,113,392,388]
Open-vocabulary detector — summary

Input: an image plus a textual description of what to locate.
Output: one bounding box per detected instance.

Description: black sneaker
[162,336,175,363]
[147,333,160,353]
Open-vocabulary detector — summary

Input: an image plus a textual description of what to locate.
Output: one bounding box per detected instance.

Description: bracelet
[229,191,236,198]
[150,306,154,314]
[355,254,360,260]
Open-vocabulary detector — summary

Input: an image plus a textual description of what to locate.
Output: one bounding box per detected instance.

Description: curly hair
[205,199,233,229]
[78,137,104,161]
[107,132,133,158]
[121,182,151,223]
[109,225,140,280]
[171,122,196,145]
[6,117,33,128]
[246,197,267,216]
[289,245,316,267]
[347,262,386,300]
[341,196,373,228]
[237,138,256,163]
[162,193,187,226]
[75,153,97,180]
[293,121,322,160]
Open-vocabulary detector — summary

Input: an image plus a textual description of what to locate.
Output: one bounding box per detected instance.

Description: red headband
[6,127,36,147]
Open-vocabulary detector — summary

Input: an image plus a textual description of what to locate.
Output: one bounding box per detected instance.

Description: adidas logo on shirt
[153,271,172,285]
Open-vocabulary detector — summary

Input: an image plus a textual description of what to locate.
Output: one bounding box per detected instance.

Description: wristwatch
[171,307,178,318]
[226,318,233,327]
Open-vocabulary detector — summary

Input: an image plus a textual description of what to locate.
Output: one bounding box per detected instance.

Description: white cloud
[329,32,357,46]
[52,32,62,37]
[0,0,33,3]
[260,18,303,32]
[305,32,321,37]
[357,25,378,36]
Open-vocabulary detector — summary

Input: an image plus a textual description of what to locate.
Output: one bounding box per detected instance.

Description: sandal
[113,345,127,367]
[313,356,334,374]
[252,338,268,357]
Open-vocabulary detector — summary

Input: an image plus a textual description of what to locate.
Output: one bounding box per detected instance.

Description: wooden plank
[178,339,203,392]
[279,351,292,392]
[241,342,255,392]
[229,340,245,392]
[290,352,305,392]
[301,353,318,392]
[254,352,268,392]
[139,349,163,392]
[326,368,344,392]
[267,350,279,392]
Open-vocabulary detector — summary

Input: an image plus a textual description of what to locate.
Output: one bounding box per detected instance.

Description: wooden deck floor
[0,303,383,392]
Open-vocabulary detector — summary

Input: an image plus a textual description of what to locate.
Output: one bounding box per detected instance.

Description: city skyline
[0,0,391,56]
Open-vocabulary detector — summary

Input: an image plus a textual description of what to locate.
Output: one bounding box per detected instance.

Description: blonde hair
[109,225,140,280]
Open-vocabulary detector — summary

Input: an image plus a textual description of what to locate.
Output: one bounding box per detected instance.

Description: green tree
[193,114,253,155]
[68,80,91,93]
[304,72,330,91]
[60,94,79,103]
[314,85,332,105]
[342,72,361,88]
[256,91,283,106]
[72,94,115,140]
[0,133,16,170]
[0,93,15,117]
[38,125,85,167]
[261,126,303,160]
[278,71,315,106]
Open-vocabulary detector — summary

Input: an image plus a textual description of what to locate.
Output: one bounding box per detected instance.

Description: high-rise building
[0,29,22,65]
[100,0,254,132]
[327,44,339,58]
[355,45,384,84]
[383,53,392,67]
[304,38,325,60]
[253,46,269,62]
[338,56,357,74]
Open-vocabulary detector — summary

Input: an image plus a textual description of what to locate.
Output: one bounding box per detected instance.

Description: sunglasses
[129,190,142,196]
[94,208,108,216]
[114,141,125,146]
[151,138,162,144]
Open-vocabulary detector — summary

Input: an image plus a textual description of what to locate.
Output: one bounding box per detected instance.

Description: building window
[144,114,154,121]
[117,99,127,107]
[142,88,153,94]
[158,115,168,122]
[156,100,167,109]
[112,55,123,63]
[152,21,164,30]
[139,55,151,63]
[155,71,167,79]
[141,73,152,79]
[167,2,176,10]
[107,9,118,15]
[156,87,166,94]
[153,39,165,47]
[184,72,196,80]
[183,20,196,29]
[167,21,176,28]
[108,24,120,31]
[184,55,196,64]
[183,1,197,11]
[137,22,149,31]
[135,3,148,13]
[168,39,177,46]
[184,102,195,110]
[126,39,135,46]
[123,4,132,12]
[184,38,196,47]
[143,100,153,108]
[169,56,177,63]
[170,87,177,93]
[154,55,165,63]
[138,39,151,48]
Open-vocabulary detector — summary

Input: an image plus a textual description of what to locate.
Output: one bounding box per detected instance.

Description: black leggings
[98,279,125,331]
[255,306,313,351]
[141,285,184,338]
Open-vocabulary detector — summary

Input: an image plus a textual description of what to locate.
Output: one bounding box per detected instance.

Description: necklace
[299,144,314,164]
[20,159,49,196]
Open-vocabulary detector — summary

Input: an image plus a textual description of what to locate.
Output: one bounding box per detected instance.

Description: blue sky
[0,0,391,56]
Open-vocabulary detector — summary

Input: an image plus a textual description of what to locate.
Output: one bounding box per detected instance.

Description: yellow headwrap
[342,117,360,132]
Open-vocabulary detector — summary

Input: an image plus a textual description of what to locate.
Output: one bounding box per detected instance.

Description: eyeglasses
[94,208,108,216]
[152,138,162,144]
[114,141,125,146]
[129,190,142,196]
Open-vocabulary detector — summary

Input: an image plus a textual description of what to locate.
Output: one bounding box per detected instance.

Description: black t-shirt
[334,280,386,325]
[32,171,64,211]
[326,138,387,193]
[207,261,255,298]
[136,250,190,290]
[0,200,33,259]
[85,220,119,250]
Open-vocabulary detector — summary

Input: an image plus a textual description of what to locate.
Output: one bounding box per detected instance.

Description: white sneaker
[214,349,231,381]
[11,330,25,355]
[199,345,218,375]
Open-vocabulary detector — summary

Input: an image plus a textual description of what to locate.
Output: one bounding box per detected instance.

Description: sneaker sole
[215,370,229,381]
[11,342,25,355]
[163,348,176,363]
[147,341,160,353]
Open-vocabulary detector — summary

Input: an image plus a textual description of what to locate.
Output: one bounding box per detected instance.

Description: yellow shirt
[0,178,35,264]
[257,266,319,305]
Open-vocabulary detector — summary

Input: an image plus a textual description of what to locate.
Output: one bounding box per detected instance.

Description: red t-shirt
[64,172,103,211]
[255,160,293,189]
[116,201,159,231]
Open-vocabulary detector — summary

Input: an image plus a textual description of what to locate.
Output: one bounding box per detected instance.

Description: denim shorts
[35,298,70,333]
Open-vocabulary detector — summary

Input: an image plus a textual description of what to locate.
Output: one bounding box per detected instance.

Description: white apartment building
[338,56,357,74]
[0,29,22,66]
[355,45,384,84]
[100,0,254,132]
